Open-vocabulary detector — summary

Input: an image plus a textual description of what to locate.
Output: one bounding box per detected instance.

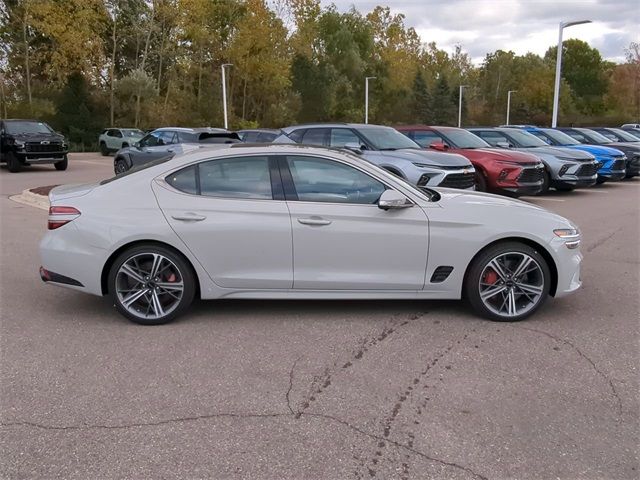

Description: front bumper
[549,237,583,298]
[625,156,640,177]
[414,166,476,190]
[16,151,67,164]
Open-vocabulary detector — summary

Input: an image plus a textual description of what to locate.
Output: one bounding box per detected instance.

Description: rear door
[279,154,429,290]
[153,155,293,289]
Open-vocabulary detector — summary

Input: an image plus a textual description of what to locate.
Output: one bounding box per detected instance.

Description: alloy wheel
[478,252,545,318]
[115,253,184,321]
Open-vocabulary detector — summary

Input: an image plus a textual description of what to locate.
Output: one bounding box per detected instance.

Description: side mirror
[134,141,141,148]
[495,141,511,149]
[344,142,365,153]
[429,141,447,151]
[378,189,412,210]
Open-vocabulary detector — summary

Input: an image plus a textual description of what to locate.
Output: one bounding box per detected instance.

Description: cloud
[322,0,639,63]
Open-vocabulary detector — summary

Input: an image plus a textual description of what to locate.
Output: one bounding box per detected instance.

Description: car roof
[154,127,230,133]
[3,119,42,122]
[283,123,393,130]
[237,129,280,133]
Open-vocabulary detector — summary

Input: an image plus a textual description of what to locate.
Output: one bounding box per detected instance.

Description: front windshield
[504,129,548,148]
[123,129,144,137]
[440,129,490,149]
[5,121,54,135]
[358,127,420,150]
[578,129,612,144]
[609,128,639,142]
[540,129,580,145]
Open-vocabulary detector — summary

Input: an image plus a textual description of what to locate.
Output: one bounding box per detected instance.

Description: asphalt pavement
[1,153,638,479]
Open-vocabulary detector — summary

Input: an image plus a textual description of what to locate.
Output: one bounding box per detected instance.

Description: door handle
[298,217,332,226]
[171,213,206,222]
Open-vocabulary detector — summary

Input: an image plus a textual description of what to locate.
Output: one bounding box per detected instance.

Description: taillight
[48,206,81,230]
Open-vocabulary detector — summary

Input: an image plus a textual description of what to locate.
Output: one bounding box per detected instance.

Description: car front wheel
[464,242,550,322]
[114,157,129,174]
[54,155,68,171]
[108,245,196,325]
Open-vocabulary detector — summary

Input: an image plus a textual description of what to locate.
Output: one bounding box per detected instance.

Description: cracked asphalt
[1,154,638,479]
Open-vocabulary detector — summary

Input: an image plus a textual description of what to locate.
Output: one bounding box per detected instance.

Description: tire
[464,241,550,322]
[555,185,574,192]
[114,157,129,174]
[6,151,22,172]
[54,155,68,171]
[122,142,129,149]
[474,171,487,192]
[537,169,550,195]
[100,142,109,156]
[596,177,607,184]
[108,244,196,325]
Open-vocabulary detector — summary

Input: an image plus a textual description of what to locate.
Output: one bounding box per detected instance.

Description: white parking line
[583,189,609,194]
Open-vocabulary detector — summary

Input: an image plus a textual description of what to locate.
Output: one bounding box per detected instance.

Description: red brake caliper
[166,273,177,283]
[483,269,498,285]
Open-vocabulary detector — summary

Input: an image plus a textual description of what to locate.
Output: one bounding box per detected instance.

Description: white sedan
[40,144,582,325]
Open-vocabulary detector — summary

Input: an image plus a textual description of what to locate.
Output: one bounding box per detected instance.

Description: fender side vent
[430,266,454,283]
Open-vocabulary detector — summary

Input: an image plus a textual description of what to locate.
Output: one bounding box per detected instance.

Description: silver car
[469,128,599,192]
[113,127,240,174]
[276,123,476,189]
[40,144,582,325]
[98,128,145,155]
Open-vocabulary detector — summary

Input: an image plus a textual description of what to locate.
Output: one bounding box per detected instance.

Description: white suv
[99,128,145,155]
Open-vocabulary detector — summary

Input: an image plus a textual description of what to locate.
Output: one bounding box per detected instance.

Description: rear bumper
[39,266,84,287]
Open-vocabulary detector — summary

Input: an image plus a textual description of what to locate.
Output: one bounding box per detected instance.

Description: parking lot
[1,153,638,479]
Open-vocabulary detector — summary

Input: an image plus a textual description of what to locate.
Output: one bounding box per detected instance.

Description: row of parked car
[106,123,640,197]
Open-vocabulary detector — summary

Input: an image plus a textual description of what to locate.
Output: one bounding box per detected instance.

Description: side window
[243,132,260,143]
[177,131,195,143]
[412,131,443,148]
[329,128,361,147]
[114,130,123,138]
[286,155,386,205]
[199,156,272,199]
[288,129,305,143]
[257,132,277,142]
[300,128,329,146]
[158,131,177,145]
[106,129,116,137]
[166,165,197,194]
[140,132,162,147]
[530,132,550,144]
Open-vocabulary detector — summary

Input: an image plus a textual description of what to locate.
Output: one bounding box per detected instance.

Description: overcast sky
[322,0,639,63]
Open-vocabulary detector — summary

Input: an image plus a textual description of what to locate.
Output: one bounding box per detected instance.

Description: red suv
[397,125,545,197]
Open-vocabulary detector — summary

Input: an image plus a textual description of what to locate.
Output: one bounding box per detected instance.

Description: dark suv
[0,119,69,172]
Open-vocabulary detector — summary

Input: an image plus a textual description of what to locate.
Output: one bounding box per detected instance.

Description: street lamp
[506,90,517,125]
[221,63,233,129]
[551,20,591,127]
[458,85,468,128]
[365,76,376,124]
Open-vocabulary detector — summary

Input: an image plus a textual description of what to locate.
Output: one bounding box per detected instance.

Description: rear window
[100,155,173,185]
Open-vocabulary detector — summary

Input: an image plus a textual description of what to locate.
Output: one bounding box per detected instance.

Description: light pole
[221,63,233,129]
[506,90,517,125]
[458,85,467,128]
[551,20,591,127]
[365,76,376,124]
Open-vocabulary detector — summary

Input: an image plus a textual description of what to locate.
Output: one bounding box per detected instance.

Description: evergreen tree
[54,72,102,148]
[411,71,431,123]
[430,75,456,125]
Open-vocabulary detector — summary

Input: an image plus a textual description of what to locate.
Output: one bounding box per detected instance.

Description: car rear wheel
[100,142,109,156]
[108,245,196,325]
[122,142,129,149]
[464,242,550,322]
[6,152,22,172]
[54,155,68,171]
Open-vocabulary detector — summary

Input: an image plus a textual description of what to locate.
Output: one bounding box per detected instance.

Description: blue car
[505,126,626,183]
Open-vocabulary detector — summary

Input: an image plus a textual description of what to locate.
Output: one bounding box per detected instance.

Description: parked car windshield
[5,121,54,135]
[608,128,639,142]
[358,127,421,150]
[577,129,613,144]
[504,129,548,148]
[122,129,144,137]
[440,129,490,149]
[540,129,580,145]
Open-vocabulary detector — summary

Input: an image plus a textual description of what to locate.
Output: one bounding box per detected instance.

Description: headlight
[554,228,581,249]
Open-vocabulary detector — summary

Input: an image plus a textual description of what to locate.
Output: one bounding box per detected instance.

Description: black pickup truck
[0,119,69,172]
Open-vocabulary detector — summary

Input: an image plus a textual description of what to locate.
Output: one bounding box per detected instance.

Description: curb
[9,189,50,211]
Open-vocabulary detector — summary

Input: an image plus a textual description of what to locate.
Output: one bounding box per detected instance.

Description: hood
[454,147,541,165]
[606,142,640,153]
[367,149,471,167]
[433,188,572,226]
[564,144,625,158]
[518,146,595,161]
[49,183,99,202]
[10,133,65,143]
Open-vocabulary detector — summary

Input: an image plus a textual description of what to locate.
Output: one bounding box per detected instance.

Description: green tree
[411,71,431,123]
[430,75,456,125]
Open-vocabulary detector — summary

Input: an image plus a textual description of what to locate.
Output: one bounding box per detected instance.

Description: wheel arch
[380,165,405,178]
[101,239,201,299]
[461,236,558,297]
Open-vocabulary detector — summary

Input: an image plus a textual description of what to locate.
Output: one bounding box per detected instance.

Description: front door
[280,155,429,290]
[153,155,293,289]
